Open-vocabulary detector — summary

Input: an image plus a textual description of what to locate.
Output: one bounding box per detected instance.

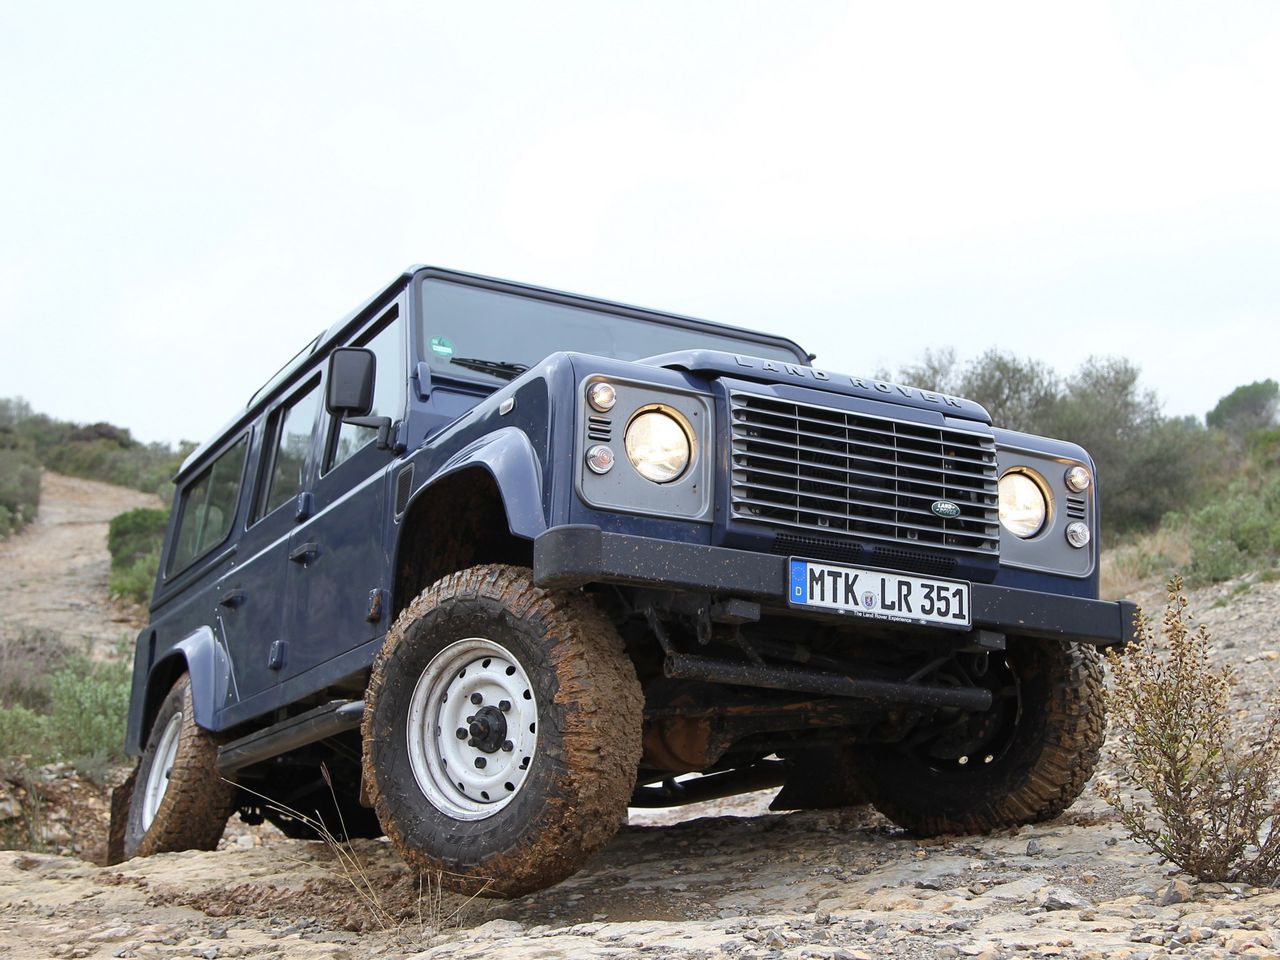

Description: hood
[640,350,991,424]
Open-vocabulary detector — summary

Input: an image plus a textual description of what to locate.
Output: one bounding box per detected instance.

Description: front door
[283,305,406,681]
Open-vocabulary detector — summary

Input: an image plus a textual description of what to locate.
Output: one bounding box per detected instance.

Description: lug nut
[474,757,487,769]
[455,728,467,740]
[470,692,483,705]
[499,700,511,712]
[502,740,513,752]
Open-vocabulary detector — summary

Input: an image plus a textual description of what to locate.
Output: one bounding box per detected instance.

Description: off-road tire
[124,673,236,858]
[362,564,644,898]
[852,639,1104,836]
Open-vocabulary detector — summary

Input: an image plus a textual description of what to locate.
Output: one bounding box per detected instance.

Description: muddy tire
[124,673,236,858]
[362,564,644,898]
[852,639,1104,836]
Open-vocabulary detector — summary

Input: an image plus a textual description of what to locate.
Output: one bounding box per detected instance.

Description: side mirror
[327,348,375,417]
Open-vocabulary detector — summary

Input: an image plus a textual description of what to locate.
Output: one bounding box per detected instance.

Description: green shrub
[0,652,132,774]
[107,507,168,604]
[0,447,41,540]
[109,548,163,605]
[1181,474,1280,583]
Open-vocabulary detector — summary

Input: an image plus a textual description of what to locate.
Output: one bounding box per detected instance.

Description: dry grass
[235,769,490,939]
[1097,578,1280,884]
[1101,526,1192,600]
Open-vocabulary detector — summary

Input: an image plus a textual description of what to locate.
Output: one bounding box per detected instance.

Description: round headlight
[998,471,1048,538]
[624,409,691,483]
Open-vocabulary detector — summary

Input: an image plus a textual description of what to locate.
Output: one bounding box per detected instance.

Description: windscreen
[419,279,803,385]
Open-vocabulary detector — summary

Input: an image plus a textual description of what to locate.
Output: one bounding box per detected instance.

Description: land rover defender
[112,266,1135,896]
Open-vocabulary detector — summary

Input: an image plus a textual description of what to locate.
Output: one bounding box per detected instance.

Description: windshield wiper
[448,357,530,381]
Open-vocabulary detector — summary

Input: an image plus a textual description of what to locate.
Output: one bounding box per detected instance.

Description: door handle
[219,590,247,609]
[289,542,320,565]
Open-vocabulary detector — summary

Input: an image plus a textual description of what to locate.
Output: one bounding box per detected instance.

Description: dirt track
[2,475,1280,959]
[0,472,160,658]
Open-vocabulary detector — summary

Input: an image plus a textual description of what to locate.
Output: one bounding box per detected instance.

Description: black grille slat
[730,392,1000,556]
[1067,495,1087,520]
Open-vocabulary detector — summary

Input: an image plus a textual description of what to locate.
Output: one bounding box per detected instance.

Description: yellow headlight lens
[998,471,1048,538]
[624,410,691,483]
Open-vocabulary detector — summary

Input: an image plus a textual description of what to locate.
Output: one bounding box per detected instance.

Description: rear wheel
[363,564,643,897]
[852,639,1104,835]
[124,673,236,858]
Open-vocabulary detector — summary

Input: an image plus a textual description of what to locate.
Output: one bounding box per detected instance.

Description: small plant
[1097,577,1280,884]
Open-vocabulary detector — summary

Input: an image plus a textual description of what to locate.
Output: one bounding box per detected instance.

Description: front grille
[730,392,1000,556]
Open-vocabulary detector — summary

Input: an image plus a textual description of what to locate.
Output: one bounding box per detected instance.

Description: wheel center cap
[467,705,507,753]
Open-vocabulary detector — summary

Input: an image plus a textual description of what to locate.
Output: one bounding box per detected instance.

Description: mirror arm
[343,415,394,450]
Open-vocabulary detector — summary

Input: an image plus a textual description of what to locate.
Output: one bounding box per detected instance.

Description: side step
[217,699,365,775]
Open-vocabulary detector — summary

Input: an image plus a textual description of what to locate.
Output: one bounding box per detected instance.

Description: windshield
[419,279,804,385]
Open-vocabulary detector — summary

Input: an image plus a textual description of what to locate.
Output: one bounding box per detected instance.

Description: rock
[470,919,525,939]
[1026,839,1044,857]
[1156,879,1194,906]
[1041,887,1092,911]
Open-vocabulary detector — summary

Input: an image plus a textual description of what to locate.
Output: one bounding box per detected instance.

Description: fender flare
[414,426,547,539]
[125,626,231,755]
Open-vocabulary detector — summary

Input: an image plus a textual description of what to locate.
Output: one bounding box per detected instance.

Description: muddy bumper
[533,524,1136,647]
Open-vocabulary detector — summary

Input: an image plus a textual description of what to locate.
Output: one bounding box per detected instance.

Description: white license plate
[788,558,972,629]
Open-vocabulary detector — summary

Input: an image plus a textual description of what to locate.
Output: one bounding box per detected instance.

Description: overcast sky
[2,1,1277,445]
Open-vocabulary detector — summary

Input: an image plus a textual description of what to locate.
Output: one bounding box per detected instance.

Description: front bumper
[533,524,1137,647]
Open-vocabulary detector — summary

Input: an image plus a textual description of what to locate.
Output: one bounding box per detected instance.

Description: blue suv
[111,267,1135,896]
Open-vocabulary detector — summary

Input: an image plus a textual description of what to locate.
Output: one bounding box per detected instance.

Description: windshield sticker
[429,336,455,358]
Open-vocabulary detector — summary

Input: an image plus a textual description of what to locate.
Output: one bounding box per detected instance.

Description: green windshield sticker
[430,336,455,358]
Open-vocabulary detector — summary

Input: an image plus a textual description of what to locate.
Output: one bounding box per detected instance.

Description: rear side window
[168,435,249,574]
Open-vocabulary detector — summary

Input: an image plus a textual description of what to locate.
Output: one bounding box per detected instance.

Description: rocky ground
[2,475,1279,960]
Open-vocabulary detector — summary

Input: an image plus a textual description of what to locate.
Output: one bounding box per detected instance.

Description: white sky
[1,1,1277,445]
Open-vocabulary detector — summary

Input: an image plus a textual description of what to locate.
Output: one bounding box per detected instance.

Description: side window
[256,378,322,521]
[169,435,249,574]
[328,310,405,471]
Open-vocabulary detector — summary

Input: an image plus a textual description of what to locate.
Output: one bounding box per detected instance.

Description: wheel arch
[392,443,544,619]
[125,626,226,755]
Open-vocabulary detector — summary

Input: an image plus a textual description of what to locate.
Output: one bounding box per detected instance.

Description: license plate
[788,558,972,629]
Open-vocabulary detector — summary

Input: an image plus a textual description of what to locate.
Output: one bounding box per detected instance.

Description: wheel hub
[466,705,508,753]
[406,637,538,820]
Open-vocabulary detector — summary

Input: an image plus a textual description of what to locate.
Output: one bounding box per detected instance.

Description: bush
[1179,474,1280,583]
[0,651,133,775]
[107,507,168,604]
[1097,579,1280,884]
[0,447,41,540]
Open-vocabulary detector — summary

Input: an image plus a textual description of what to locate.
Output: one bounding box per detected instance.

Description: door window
[257,378,321,521]
[168,434,249,574]
[328,309,405,472]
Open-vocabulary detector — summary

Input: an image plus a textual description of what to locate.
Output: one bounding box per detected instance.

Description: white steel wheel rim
[406,637,539,821]
[142,712,183,830]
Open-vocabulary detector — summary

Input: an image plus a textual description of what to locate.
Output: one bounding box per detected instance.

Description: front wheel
[362,565,643,897]
[124,673,236,858]
[851,639,1105,835]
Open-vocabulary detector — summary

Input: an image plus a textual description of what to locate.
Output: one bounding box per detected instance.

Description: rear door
[216,376,322,708]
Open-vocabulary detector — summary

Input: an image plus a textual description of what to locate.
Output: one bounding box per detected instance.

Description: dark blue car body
[123,265,1134,828]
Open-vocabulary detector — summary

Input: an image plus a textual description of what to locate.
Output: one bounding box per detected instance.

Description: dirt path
[0,472,161,657]
[2,472,1279,959]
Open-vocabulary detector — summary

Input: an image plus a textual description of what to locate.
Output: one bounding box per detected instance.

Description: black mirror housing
[327,348,376,417]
